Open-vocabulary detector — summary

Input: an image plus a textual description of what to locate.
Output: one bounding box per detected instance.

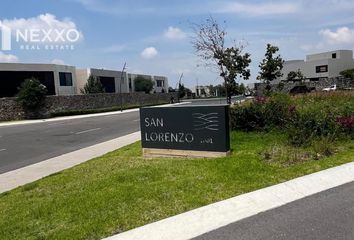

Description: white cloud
[164,27,187,40]
[216,2,298,16]
[0,52,18,63]
[51,59,66,65]
[141,47,158,59]
[0,13,83,43]
[319,27,354,44]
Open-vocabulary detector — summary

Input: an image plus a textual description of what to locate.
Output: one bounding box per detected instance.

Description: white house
[278,50,354,82]
[0,63,169,97]
[75,68,129,94]
[0,63,77,98]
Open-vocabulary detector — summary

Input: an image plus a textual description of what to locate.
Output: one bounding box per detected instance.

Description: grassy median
[0,131,353,239]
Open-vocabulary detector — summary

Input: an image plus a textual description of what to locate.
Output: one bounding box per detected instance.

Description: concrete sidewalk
[104,160,354,240]
[0,131,141,193]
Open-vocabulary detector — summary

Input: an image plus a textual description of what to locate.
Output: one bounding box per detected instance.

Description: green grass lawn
[0,131,353,240]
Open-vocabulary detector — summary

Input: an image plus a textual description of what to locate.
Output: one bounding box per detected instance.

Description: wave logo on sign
[193,112,219,131]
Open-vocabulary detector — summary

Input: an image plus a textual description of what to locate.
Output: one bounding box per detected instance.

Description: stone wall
[0,92,178,121]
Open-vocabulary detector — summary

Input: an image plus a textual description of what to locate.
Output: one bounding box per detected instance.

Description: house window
[315,65,328,73]
[332,53,337,59]
[59,72,73,86]
[156,80,164,87]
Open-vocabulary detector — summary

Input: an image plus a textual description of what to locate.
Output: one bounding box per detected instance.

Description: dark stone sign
[140,105,230,153]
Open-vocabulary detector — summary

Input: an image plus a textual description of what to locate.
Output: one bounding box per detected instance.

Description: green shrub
[16,78,47,111]
[230,91,354,146]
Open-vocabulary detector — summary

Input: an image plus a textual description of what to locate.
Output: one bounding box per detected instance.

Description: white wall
[0,63,77,95]
[279,50,354,81]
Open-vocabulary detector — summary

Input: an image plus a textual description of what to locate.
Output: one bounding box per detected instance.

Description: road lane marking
[48,122,64,126]
[0,149,6,152]
[133,119,140,122]
[75,128,101,135]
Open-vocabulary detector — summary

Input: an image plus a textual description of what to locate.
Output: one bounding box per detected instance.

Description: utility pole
[177,73,183,103]
[120,62,127,112]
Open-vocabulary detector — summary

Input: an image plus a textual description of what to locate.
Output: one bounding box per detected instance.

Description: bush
[230,91,354,146]
[134,76,154,94]
[16,78,47,111]
[230,93,294,131]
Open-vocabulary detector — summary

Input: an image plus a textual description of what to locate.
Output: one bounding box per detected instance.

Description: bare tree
[192,16,251,104]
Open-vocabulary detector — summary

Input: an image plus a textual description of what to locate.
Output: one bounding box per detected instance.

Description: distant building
[194,85,211,97]
[128,73,168,93]
[0,63,77,98]
[278,50,354,82]
[0,62,169,97]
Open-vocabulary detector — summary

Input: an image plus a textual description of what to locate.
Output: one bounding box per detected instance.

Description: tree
[81,74,105,94]
[134,76,154,94]
[286,69,306,83]
[340,68,354,80]
[168,87,176,92]
[17,78,47,111]
[257,44,284,86]
[192,16,251,104]
[178,83,186,98]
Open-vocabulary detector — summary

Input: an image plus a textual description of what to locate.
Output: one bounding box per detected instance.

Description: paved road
[0,111,140,174]
[182,95,245,106]
[193,181,354,240]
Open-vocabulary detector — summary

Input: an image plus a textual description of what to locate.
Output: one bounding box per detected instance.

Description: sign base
[143,148,230,158]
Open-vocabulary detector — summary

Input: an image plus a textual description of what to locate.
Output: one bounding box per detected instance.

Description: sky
[1,0,354,88]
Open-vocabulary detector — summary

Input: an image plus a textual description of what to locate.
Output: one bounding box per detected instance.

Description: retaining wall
[0,92,177,121]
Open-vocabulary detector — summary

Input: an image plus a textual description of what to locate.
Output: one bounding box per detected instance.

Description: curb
[0,132,141,193]
[104,161,354,240]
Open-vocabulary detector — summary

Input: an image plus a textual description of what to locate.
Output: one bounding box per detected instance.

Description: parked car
[289,85,315,95]
[322,84,337,92]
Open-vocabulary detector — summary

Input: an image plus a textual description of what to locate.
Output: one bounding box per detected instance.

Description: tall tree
[81,75,105,94]
[257,44,284,87]
[192,16,251,104]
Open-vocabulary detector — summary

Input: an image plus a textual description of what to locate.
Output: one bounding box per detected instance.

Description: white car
[322,84,337,92]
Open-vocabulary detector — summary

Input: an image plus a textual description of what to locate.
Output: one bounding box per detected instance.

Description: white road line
[0,149,6,152]
[48,122,64,126]
[133,119,140,122]
[75,128,101,135]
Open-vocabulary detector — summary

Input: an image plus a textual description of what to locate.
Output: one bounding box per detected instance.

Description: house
[0,62,169,97]
[195,85,211,97]
[278,50,354,82]
[0,63,77,98]
[75,68,129,94]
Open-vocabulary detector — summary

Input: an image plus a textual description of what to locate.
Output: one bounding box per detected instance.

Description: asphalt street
[0,111,140,174]
[193,181,354,240]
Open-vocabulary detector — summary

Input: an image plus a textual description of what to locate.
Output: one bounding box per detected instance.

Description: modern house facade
[278,50,354,82]
[0,63,77,98]
[75,68,129,94]
[0,63,169,97]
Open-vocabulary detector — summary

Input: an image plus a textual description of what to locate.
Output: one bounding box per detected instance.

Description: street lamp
[120,62,127,112]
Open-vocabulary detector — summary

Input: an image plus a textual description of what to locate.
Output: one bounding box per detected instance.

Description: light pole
[120,62,127,112]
